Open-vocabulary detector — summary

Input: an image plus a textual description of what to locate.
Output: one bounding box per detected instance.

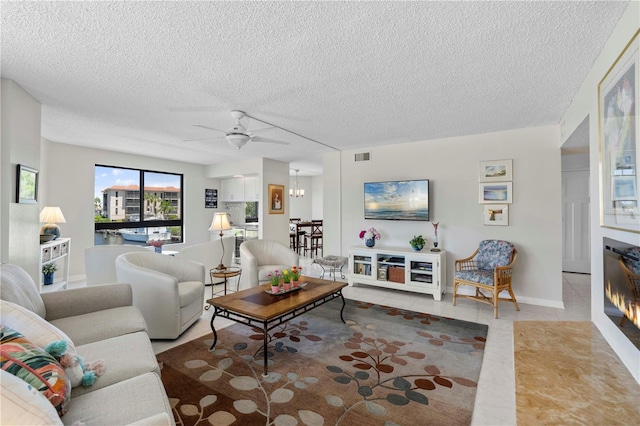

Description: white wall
[311,175,323,220]
[0,79,42,282]
[560,2,639,383]
[260,159,290,245]
[44,141,220,278]
[289,175,313,220]
[329,125,563,307]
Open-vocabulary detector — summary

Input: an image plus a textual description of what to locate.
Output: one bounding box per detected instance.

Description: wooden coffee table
[207,275,347,376]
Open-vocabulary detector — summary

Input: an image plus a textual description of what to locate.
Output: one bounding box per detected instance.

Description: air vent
[355,152,371,162]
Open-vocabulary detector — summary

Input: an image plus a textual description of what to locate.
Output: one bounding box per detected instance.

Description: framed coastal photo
[479,182,512,204]
[483,204,509,226]
[599,29,639,233]
[479,159,513,182]
[16,164,39,204]
[268,184,285,214]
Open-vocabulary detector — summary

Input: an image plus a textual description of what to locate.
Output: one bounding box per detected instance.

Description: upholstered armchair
[115,252,205,339]
[177,237,235,285]
[452,240,519,318]
[84,245,150,286]
[240,239,299,288]
[618,247,640,327]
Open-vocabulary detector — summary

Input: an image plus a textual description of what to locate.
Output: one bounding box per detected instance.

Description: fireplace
[603,237,640,349]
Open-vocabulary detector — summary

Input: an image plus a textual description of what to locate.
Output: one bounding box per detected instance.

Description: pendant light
[290,169,305,198]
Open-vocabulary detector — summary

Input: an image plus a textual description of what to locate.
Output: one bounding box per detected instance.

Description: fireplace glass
[603,237,640,350]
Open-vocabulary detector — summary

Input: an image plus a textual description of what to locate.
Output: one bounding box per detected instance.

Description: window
[94,165,183,246]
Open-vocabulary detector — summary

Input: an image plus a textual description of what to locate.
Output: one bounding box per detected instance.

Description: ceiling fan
[186,110,289,150]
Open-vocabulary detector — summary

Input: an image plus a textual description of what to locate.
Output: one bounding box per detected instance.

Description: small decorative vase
[365,238,375,248]
[271,285,280,294]
[433,241,439,248]
[283,283,291,291]
[154,246,162,254]
[292,280,300,288]
[43,272,54,285]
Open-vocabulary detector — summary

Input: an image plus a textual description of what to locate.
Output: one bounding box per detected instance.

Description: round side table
[206,266,242,310]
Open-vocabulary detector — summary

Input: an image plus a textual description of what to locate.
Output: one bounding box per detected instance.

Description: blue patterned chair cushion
[476,240,514,271]
[623,247,640,275]
[455,270,495,285]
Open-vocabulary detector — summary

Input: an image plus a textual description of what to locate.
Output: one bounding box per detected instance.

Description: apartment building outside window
[94,165,183,245]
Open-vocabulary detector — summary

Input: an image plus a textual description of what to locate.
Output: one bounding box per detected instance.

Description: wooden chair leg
[452,281,458,305]
[507,287,520,311]
[493,290,499,319]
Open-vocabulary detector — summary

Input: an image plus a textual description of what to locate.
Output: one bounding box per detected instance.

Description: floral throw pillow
[476,240,515,271]
[0,325,71,416]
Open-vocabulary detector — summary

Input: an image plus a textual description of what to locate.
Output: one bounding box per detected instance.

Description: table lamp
[209,212,232,270]
[39,206,66,240]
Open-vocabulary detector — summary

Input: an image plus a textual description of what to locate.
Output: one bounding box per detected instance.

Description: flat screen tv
[364,179,429,221]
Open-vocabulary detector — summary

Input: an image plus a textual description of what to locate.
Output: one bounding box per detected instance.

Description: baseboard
[447,286,565,309]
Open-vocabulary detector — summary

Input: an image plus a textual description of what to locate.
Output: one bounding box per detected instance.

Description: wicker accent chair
[452,240,519,318]
[618,247,640,327]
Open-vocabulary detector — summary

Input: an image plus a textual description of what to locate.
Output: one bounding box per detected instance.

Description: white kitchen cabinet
[348,246,446,301]
[244,176,259,201]
[221,178,245,201]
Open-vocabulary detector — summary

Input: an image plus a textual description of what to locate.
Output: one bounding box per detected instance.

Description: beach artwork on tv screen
[364,180,429,221]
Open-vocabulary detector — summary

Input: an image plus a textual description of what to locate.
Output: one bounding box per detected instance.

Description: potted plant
[410,235,426,251]
[291,266,302,288]
[42,262,58,285]
[282,269,291,291]
[359,227,381,247]
[268,270,281,294]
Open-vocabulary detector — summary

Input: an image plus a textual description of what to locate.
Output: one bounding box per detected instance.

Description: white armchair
[115,252,205,339]
[176,237,235,285]
[240,239,299,288]
[85,245,150,286]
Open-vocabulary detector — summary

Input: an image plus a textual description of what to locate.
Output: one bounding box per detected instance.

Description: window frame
[94,164,184,243]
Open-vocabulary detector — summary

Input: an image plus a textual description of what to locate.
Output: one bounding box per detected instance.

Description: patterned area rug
[157,299,488,425]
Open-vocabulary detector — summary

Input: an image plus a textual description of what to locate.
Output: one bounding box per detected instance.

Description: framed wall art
[16,164,39,204]
[268,184,285,214]
[479,159,513,182]
[479,182,512,204]
[483,204,509,226]
[599,29,639,233]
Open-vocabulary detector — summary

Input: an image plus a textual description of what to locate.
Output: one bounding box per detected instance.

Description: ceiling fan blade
[193,124,226,134]
[251,135,289,145]
[250,126,276,134]
[183,136,224,142]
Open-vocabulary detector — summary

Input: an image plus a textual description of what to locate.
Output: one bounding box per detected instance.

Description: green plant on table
[291,266,302,281]
[267,270,281,286]
[282,269,291,283]
[410,234,426,250]
[42,263,58,274]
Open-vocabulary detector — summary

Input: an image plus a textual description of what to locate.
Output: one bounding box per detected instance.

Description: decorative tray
[265,283,307,295]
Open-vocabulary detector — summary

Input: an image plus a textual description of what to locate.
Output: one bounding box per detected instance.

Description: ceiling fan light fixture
[226,133,250,149]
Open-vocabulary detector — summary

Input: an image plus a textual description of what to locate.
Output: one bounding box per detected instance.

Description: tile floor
[99,257,636,425]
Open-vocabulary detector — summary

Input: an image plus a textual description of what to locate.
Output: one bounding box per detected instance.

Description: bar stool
[304,220,323,258]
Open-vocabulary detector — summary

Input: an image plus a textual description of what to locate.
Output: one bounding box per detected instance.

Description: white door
[562,170,590,273]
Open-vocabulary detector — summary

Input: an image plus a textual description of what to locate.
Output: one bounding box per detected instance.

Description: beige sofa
[0,263,174,426]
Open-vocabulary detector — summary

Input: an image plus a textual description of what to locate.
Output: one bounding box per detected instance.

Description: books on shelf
[411,274,432,283]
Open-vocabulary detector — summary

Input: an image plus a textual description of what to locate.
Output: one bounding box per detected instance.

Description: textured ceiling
[0,1,629,176]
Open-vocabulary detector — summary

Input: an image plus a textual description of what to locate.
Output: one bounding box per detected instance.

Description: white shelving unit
[39,238,71,293]
[348,246,446,301]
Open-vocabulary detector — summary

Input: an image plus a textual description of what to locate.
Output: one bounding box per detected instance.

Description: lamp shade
[39,206,66,224]
[209,213,231,232]
[39,206,66,240]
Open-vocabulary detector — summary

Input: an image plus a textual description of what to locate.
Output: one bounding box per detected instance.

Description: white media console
[348,246,446,300]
